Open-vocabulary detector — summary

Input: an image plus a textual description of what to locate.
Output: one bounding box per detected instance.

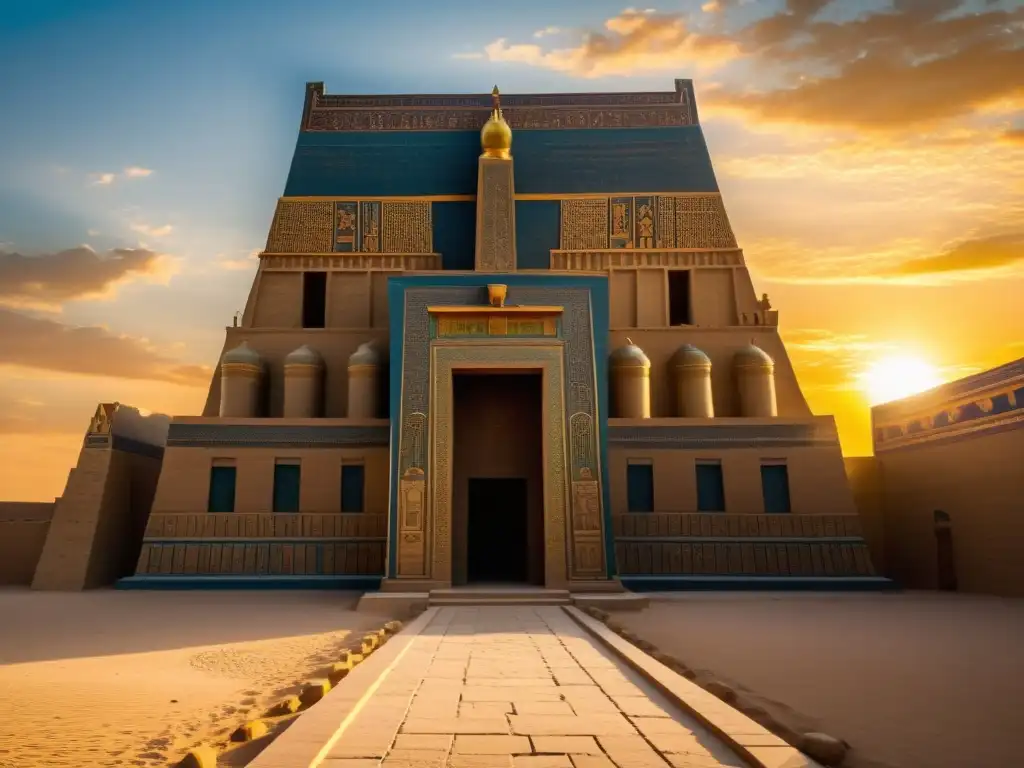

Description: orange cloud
[481,8,739,77]
[0,308,211,386]
[0,246,173,309]
[887,232,1024,277]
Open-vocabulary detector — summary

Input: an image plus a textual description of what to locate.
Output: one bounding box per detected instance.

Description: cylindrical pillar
[735,343,778,417]
[610,340,651,419]
[219,341,262,417]
[348,342,381,419]
[671,344,714,418]
[283,345,323,418]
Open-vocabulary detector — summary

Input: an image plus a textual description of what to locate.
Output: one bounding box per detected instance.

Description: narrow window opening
[668,270,691,326]
[341,464,365,513]
[695,461,725,512]
[626,461,654,513]
[302,272,327,329]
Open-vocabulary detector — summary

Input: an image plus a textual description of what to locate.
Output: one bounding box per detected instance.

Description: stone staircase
[429,586,572,607]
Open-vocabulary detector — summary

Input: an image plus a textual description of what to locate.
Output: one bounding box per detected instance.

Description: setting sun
[860,355,943,405]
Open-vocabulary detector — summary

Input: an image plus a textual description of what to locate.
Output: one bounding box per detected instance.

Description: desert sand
[0,589,383,767]
[616,591,1024,768]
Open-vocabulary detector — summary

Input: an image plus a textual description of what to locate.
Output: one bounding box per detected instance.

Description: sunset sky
[1,0,1022,501]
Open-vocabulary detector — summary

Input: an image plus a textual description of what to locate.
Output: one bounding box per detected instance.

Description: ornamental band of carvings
[475,162,515,271]
[261,254,441,271]
[306,106,694,132]
[316,92,684,109]
[549,250,744,271]
[558,194,738,252]
[265,200,433,255]
[394,285,606,582]
[266,201,334,253]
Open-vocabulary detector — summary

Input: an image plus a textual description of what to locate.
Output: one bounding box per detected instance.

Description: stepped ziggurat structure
[13,80,900,601]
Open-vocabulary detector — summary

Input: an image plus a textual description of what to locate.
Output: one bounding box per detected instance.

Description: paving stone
[514,756,573,767]
[631,717,699,737]
[510,715,638,737]
[664,754,743,768]
[645,732,715,756]
[461,701,514,717]
[514,701,575,716]
[402,717,511,734]
[323,760,381,767]
[530,736,602,755]
[745,746,821,768]
[382,749,447,766]
[454,735,532,754]
[598,735,672,768]
[463,686,563,702]
[612,695,671,717]
[391,734,453,751]
[449,755,513,768]
[569,755,617,768]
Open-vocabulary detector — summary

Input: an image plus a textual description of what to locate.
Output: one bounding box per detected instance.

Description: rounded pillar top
[349,341,382,367]
[284,344,322,368]
[481,86,513,159]
[222,340,261,367]
[671,344,712,370]
[734,342,775,370]
[610,338,651,369]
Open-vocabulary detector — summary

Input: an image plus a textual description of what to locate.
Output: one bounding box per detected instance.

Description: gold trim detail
[429,343,569,588]
[427,306,563,315]
[260,254,441,271]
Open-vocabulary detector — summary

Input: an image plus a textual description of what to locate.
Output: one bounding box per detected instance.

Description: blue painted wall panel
[515,201,560,270]
[285,127,719,197]
[433,201,476,270]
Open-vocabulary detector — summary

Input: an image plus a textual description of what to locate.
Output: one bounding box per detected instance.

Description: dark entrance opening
[452,372,544,585]
[467,478,529,583]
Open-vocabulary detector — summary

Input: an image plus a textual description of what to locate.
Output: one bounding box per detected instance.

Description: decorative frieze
[260,254,441,271]
[550,249,744,271]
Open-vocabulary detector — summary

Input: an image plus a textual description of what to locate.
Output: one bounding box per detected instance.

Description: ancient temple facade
[79,80,882,592]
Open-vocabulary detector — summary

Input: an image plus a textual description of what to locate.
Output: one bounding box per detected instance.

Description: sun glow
[860,355,943,405]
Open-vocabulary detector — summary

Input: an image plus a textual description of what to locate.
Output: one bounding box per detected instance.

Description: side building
[848,357,1024,597]
[22,80,885,593]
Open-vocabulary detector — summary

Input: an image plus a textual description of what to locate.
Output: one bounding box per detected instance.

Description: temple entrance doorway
[452,371,545,586]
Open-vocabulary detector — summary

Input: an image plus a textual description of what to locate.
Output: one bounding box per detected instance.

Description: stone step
[428,593,573,606]
[430,596,572,606]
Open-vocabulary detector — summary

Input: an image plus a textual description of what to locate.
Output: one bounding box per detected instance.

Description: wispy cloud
[215,249,260,271]
[451,52,484,60]
[533,26,561,39]
[0,307,210,387]
[0,245,174,309]
[479,8,738,77]
[88,166,155,186]
[123,166,154,178]
[91,172,116,186]
[130,222,174,238]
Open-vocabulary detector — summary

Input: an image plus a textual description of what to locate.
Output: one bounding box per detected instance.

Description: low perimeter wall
[0,502,55,585]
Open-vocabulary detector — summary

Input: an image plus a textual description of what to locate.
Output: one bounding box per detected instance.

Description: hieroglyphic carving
[431,344,568,587]
[610,197,632,249]
[560,199,609,251]
[266,201,333,253]
[669,195,738,249]
[657,196,676,248]
[334,202,358,252]
[557,194,737,253]
[383,201,432,254]
[396,412,428,577]
[306,107,694,132]
[434,313,559,338]
[359,202,381,252]
[475,162,515,271]
[634,196,656,249]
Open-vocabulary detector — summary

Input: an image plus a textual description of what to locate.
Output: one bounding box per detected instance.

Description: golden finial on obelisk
[481,85,512,159]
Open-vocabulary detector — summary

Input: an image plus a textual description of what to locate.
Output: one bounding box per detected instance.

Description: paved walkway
[323,606,745,767]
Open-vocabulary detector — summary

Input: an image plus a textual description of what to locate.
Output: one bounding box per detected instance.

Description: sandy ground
[0,589,385,768]
[617,591,1024,768]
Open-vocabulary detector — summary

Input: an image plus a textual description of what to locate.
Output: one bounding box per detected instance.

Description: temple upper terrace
[301,79,700,131]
